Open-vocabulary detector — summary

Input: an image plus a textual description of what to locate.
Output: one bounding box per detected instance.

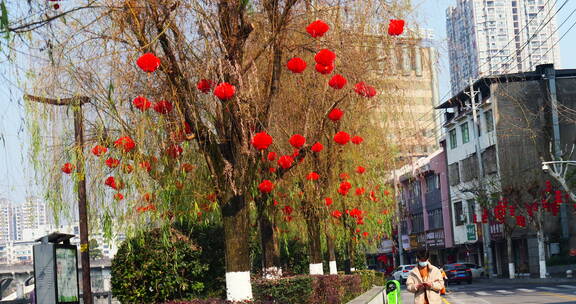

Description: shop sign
[466,224,477,241]
[426,230,445,247]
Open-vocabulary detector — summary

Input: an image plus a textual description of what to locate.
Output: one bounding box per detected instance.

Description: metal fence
[0,292,117,304]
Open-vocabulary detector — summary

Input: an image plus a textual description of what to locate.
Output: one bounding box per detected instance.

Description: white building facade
[446,0,561,94]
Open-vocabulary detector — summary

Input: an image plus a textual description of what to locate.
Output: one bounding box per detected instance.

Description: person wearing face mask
[406,251,444,304]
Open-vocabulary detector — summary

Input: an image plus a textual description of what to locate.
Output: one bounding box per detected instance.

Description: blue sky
[0,1,575,203]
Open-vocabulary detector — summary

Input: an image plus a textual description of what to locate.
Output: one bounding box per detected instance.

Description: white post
[309,263,324,275]
[537,229,547,279]
[329,260,338,275]
[263,267,282,279]
[507,236,515,279]
[225,271,253,301]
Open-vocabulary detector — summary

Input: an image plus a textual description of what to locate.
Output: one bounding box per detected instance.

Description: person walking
[406,251,444,304]
[440,268,448,295]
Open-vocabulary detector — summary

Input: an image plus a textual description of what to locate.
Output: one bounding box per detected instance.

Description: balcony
[425,190,442,209]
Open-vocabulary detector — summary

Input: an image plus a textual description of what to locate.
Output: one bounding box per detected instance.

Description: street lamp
[542,160,576,172]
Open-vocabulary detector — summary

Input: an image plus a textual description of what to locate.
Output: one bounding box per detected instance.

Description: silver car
[460,262,486,278]
[392,264,416,283]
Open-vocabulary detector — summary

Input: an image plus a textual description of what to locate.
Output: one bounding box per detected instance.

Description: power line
[502,0,568,72]
[516,6,576,68]
[476,0,557,75]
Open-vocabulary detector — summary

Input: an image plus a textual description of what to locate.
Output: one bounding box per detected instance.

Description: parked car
[392,264,416,284]
[443,263,472,284]
[459,262,486,278]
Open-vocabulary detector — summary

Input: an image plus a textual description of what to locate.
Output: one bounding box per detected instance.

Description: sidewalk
[475,277,576,284]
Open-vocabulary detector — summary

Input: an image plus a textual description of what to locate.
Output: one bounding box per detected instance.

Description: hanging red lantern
[516,215,526,227]
[555,190,563,204]
[545,180,552,192]
[482,208,488,223]
[509,205,516,217]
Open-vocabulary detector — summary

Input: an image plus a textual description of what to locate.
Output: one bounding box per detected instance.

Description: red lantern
[289,134,306,149]
[306,20,330,38]
[132,96,152,111]
[555,190,563,204]
[105,158,120,168]
[315,64,334,75]
[351,136,364,145]
[388,19,405,36]
[311,142,324,153]
[354,82,377,98]
[136,53,161,73]
[334,131,351,145]
[328,74,347,89]
[314,49,336,66]
[251,132,273,151]
[258,180,274,194]
[516,215,526,227]
[287,57,307,73]
[197,79,213,93]
[545,180,552,192]
[307,172,320,181]
[214,82,236,101]
[61,163,75,174]
[328,108,344,121]
[153,100,173,114]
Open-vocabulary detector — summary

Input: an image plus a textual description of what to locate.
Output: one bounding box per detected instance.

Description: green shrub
[355,270,385,291]
[279,239,309,275]
[111,228,208,303]
[174,221,226,297]
[253,276,313,304]
[310,274,362,304]
[163,272,382,304]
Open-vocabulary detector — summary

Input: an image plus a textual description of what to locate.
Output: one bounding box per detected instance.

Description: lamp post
[24,95,93,304]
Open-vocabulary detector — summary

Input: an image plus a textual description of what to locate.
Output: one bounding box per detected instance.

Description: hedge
[164,270,383,304]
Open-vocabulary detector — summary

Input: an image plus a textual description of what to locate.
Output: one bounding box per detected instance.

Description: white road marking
[474,291,490,296]
[495,289,514,294]
[558,284,576,289]
[537,286,560,291]
[516,288,535,293]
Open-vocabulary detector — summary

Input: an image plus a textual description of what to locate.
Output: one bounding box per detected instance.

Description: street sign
[466,224,477,241]
[386,280,402,304]
[33,232,80,304]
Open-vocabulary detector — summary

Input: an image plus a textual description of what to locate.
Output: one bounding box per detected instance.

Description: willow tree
[18,0,414,301]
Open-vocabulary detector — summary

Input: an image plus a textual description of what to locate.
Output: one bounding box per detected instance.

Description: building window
[461,122,470,143]
[467,200,476,224]
[454,201,465,226]
[426,174,440,192]
[476,115,481,136]
[481,145,498,175]
[448,163,460,186]
[485,110,494,132]
[449,129,457,149]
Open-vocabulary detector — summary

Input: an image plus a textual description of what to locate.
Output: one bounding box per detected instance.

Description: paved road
[400,281,576,303]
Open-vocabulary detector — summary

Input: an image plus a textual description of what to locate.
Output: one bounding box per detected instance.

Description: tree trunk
[222,195,253,301]
[537,228,547,278]
[306,212,324,275]
[506,235,515,279]
[326,231,337,274]
[260,214,282,279]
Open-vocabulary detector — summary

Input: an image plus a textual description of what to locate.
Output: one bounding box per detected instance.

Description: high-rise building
[446,0,560,94]
[375,28,441,160]
[0,198,13,244]
[12,197,49,241]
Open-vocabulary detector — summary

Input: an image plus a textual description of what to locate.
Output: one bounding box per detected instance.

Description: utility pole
[25,95,93,304]
[544,65,569,240]
[393,168,404,266]
[465,78,494,278]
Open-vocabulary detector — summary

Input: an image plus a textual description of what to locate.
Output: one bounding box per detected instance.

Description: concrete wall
[430,146,454,248]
